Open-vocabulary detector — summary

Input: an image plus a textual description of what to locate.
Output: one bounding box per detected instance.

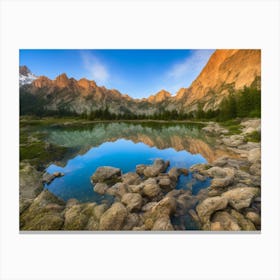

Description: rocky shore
[20,119,261,231]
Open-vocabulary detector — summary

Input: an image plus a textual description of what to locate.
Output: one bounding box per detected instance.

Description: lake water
[44,122,216,202]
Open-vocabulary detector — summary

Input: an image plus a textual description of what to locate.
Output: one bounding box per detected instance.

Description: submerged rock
[91,166,121,184]
[42,171,64,185]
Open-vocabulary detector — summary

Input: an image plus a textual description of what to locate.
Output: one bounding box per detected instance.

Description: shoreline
[19,119,261,231]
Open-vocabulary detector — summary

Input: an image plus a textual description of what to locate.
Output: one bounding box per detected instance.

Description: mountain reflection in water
[46,122,229,163]
[43,122,229,202]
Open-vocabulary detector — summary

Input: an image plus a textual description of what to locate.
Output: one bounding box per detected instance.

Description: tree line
[20,86,261,121]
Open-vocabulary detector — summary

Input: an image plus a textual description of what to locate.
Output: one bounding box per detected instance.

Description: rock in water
[91,166,121,184]
[93,183,108,195]
[143,159,169,177]
[99,202,127,230]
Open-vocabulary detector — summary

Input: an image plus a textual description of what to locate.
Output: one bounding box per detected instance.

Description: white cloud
[80,51,109,84]
[167,50,215,84]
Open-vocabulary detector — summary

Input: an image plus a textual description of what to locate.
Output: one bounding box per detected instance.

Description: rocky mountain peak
[55,73,69,88]
[19,65,31,76]
[19,65,37,86]
[77,78,97,90]
[148,90,171,103]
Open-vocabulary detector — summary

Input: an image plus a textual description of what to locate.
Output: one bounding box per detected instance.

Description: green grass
[245,130,261,142]
[218,119,242,135]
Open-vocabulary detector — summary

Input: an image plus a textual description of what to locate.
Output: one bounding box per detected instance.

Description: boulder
[93,204,109,220]
[93,183,108,195]
[122,213,140,230]
[222,135,245,147]
[221,187,260,210]
[245,211,261,226]
[20,190,65,230]
[248,148,261,164]
[91,166,121,184]
[230,209,256,230]
[209,167,235,188]
[196,196,228,224]
[121,193,143,212]
[143,159,169,177]
[136,164,147,175]
[127,184,144,193]
[249,162,261,176]
[106,182,128,198]
[141,202,157,212]
[143,180,161,198]
[150,196,177,217]
[99,202,127,230]
[64,204,90,230]
[211,211,241,231]
[152,215,173,231]
[158,177,174,191]
[193,173,207,181]
[122,172,142,185]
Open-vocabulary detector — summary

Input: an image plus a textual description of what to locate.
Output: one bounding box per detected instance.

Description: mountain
[173,49,261,111]
[19,66,37,86]
[19,49,261,116]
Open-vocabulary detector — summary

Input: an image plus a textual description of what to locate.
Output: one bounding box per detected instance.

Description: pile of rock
[20,159,192,231]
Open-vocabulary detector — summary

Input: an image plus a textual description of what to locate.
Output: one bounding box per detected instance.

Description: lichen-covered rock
[121,193,143,212]
[196,196,228,224]
[221,187,260,210]
[91,166,121,184]
[93,183,108,195]
[64,204,90,230]
[99,202,127,230]
[20,190,65,230]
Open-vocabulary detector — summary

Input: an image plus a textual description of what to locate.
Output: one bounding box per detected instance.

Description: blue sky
[20,49,215,98]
